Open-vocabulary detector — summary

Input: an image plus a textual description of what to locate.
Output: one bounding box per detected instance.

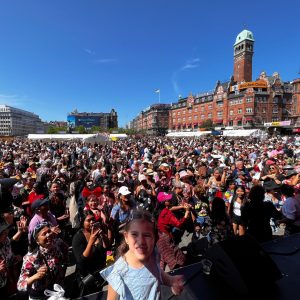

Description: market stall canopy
[222,129,264,137]
[109,134,128,140]
[28,134,110,145]
[166,131,211,137]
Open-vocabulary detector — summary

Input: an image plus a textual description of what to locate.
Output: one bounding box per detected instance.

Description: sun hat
[157,192,173,203]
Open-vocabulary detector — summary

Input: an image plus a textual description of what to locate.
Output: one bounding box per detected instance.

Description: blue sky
[0,0,299,126]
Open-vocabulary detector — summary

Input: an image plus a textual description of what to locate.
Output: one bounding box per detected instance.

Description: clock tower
[233,29,254,83]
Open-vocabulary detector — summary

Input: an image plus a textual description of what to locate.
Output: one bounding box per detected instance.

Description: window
[178,118,181,122]
[217,111,223,117]
[229,110,234,115]
[208,104,212,110]
[262,108,266,113]
[246,97,252,103]
[238,109,242,114]
[246,108,253,113]
[173,112,176,116]
[182,117,186,122]
[208,113,212,118]
[183,110,186,115]
[177,111,180,115]
[194,107,198,112]
[217,102,223,107]
[194,115,198,120]
[201,106,204,111]
[201,114,205,119]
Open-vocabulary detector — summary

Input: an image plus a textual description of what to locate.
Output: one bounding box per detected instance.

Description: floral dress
[0,237,13,288]
[17,238,68,299]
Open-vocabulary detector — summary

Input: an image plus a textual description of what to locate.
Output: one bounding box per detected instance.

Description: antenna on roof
[243,23,247,30]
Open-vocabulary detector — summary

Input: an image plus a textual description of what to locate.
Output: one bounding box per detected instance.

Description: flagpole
[155,89,161,103]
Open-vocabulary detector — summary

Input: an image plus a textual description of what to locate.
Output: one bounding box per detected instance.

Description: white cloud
[94,58,118,64]
[84,48,95,55]
[172,58,201,94]
[0,94,27,107]
[182,58,200,70]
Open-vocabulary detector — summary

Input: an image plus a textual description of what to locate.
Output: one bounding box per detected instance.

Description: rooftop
[234,29,255,46]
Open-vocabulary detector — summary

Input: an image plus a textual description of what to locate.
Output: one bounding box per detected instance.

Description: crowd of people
[0,134,299,299]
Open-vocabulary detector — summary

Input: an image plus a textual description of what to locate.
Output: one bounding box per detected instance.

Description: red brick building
[291,78,300,132]
[169,29,294,130]
[132,104,170,135]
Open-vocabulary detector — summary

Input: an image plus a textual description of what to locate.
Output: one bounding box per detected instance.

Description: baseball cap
[157,192,173,203]
[118,186,131,196]
[31,198,49,211]
[179,170,189,178]
[285,169,298,178]
[139,174,147,182]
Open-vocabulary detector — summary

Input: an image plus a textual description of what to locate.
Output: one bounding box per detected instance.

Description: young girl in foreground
[100,210,184,300]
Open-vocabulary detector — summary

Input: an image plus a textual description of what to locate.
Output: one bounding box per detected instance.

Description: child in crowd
[100,210,184,300]
[223,181,236,210]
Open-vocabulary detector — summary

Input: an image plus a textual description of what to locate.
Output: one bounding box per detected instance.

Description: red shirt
[157,208,187,236]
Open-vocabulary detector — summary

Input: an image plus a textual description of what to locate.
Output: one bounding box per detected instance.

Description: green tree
[90,126,101,133]
[201,119,213,129]
[47,126,59,134]
[76,125,86,134]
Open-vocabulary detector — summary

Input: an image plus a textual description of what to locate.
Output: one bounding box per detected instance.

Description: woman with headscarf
[17,222,68,300]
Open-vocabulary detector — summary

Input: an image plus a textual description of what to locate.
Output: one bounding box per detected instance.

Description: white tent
[82,134,111,145]
[166,131,211,137]
[109,133,128,139]
[222,129,261,137]
[27,133,110,144]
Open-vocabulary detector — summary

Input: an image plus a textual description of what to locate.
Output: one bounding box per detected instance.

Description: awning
[245,117,253,121]
[236,117,242,121]
[214,120,223,124]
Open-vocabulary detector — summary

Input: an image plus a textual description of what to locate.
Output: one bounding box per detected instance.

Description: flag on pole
[154,89,160,93]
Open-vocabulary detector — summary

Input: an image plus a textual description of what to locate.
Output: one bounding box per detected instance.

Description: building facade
[0,105,44,136]
[291,78,300,132]
[132,104,170,135]
[169,29,294,131]
[67,109,118,129]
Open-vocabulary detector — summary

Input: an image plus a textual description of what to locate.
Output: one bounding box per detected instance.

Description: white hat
[179,170,189,178]
[118,186,131,196]
[139,174,147,182]
[160,163,169,167]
